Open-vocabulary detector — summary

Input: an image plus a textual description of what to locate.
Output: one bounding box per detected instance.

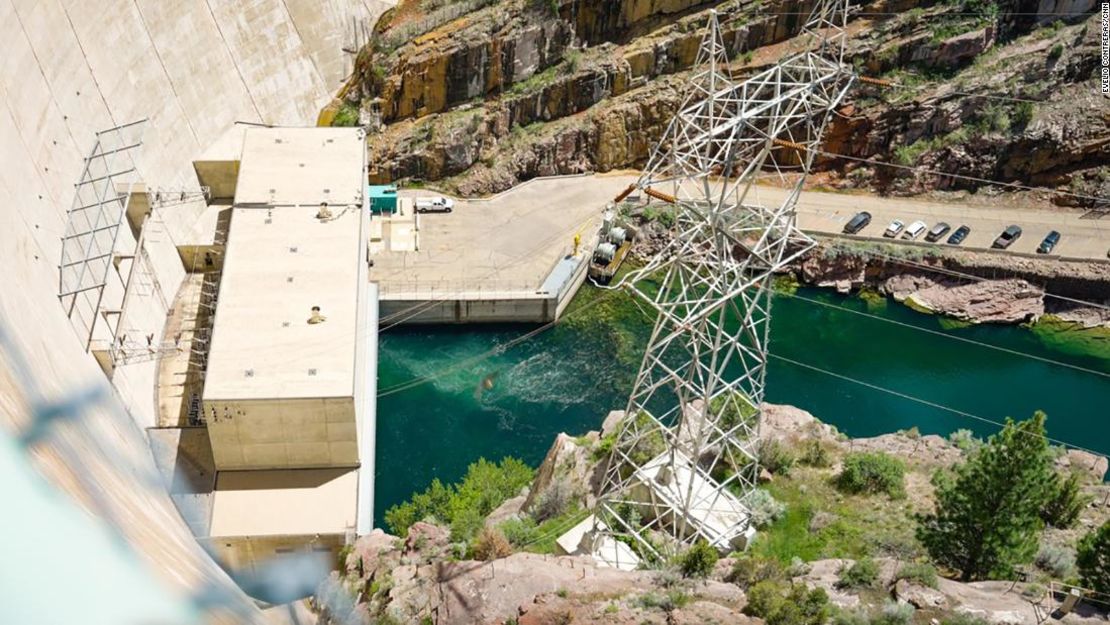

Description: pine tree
[917,411,1055,581]
[1077,521,1110,594]
[1041,471,1090,528]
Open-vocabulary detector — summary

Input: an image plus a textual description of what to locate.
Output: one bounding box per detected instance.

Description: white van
[902,221,927,240]
[415,196,454,213]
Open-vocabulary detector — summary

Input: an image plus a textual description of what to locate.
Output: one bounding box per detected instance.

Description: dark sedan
[947,225,970,245]
[1037,230,1061,254]
[843,211,872,234]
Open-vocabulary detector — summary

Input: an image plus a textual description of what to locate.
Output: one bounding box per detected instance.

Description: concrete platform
[371,176,632,323]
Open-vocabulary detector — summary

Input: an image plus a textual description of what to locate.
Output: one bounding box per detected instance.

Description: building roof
[234,126,365,206]
[208,468,359,537]
[203,204,363,401]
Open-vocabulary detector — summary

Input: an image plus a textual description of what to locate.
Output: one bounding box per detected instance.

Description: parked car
[1037,230,1061,254]
[947,225,971,245]
[884,219,905,238]
[415,196,455,213]
[992,225,1022,249]
[925,222,951,242]
[903,221,928,240]
[843,211,872,234]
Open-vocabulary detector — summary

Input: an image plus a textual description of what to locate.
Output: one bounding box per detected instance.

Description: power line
[817,235,1110,313]
[768,352,1109,458]
[780,290,1110,379]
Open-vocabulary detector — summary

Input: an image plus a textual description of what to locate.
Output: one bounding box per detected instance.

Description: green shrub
[872,601,913,625]
[679,540,719,578]
[618,411,667,468]
[593,432,616,460]
[948,429,982,454]
[533,481,570,522]
[836,452,905,498]
[332,101,361,127]
[799,439,832,467]
[833,609,870,625]
[712,391,759,431]
[498,517,539,547]
[838,557,880,589]
[1012,102,1034,129]
[1048,43,1064,59]
[760,439,796,476]
[1041,471,1090,528]
[1077,521,1110,594]
[750,488,787,529]
[637,589,691,611]
[895,562,938,588]
[1034,544,1075,578]
[642,205,677,229]
[729,556,785,589]
[384,457,534,540]
[941,614,990,625]
[745,582,830,625]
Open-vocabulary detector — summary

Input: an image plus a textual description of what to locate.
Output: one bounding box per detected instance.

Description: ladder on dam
[58,119,148,351]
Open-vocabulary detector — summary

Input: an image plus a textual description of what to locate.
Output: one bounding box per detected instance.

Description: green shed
[367,185,398,214]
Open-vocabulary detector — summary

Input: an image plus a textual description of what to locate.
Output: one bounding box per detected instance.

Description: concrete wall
[0,0,393,618]
[205,397,359,470]
[203,533,345,579]
[380,295,559,324]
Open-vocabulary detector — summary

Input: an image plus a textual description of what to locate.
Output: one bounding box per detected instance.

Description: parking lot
[371,176,634,296]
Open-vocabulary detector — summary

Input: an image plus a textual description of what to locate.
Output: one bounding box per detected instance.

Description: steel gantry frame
[58,119,147,351]
[589,2,856,565]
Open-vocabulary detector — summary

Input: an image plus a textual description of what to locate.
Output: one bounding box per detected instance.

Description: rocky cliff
[317,403,1109,624]
[333,0,1107,203]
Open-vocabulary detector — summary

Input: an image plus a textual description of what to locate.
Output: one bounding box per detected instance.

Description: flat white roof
[234,127,365,206]
[204,204,363,401]
[209,468,358,537]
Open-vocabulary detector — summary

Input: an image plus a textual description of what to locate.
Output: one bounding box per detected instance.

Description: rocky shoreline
[791,242,1110,329]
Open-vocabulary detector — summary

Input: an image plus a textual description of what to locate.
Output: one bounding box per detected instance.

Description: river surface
[374,286,1110,526]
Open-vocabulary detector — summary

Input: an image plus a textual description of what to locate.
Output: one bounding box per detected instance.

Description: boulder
[405,521,450,554]
[895,579,949,609]
[1055,449,1109,482]
[761,403,839,443]
[485,494,528,528]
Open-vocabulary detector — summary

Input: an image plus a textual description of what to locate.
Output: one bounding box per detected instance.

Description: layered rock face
[791,243,1110,326]
[341,0,1107,201]
[881,275,1045,324]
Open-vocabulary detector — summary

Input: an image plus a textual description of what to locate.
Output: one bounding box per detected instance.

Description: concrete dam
[0,1,391,623]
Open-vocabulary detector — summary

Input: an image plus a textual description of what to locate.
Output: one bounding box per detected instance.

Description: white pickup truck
[414,196,454,213]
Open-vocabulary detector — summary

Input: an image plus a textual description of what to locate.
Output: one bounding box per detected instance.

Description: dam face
[0,1,391,622]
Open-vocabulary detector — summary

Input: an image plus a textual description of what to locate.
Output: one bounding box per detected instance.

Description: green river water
[373,285,1110,526]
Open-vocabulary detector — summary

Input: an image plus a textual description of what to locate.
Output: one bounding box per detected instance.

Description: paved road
[373,173,1110,295]
[485,174,1110,261]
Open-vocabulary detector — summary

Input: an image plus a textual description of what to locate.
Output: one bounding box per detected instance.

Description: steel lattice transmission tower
[587,1,857,566]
